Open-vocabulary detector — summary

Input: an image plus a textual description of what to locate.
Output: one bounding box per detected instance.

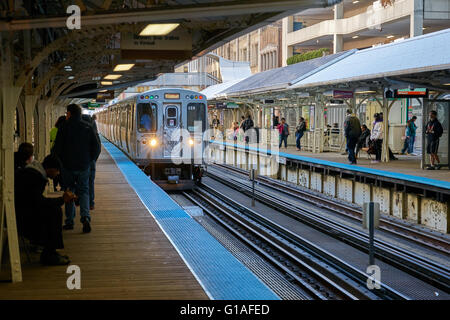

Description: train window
[167,107,177,118]
[165,106,178,127]
[137,103,157,133]
[187,103,206,132]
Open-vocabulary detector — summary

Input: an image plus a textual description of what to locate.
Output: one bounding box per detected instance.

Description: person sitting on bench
[15,154,76,265]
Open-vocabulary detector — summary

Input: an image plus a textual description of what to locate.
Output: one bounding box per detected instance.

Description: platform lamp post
[362,202,380,266]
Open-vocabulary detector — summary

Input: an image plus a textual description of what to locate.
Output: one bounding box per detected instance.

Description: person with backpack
[241,115,254,143]
[426,110,443,170]
[401,116,417,155]
[277,117,289,148]
[344,109,361,165]
[295,117,306,151]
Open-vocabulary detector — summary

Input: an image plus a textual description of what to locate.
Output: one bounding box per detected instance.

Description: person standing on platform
[426,110,443,170]
[356,124,371,158]
[50,116,66,150]
[241,115,254,143]
[370,113,383,163]
[344,109,361,165]
[295,117,306,151]
[401,116,417,155]
[277,117,289,149]
[82,114,101,210]
[54,104,100,233]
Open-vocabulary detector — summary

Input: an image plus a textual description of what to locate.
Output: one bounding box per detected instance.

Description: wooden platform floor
[0,147,208,299]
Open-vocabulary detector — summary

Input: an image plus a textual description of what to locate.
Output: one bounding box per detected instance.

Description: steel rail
[186,187,407,300]
[205,166,450,293]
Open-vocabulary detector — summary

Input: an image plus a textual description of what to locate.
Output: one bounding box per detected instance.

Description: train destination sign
[394,88,428,98]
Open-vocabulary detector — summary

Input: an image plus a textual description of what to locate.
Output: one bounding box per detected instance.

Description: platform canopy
[221,50,351,97]
[0,0,343,100]
[200,78,248,100]
[290,28,450,92]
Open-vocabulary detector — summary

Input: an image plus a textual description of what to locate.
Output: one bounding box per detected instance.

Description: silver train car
[96,88,208,190]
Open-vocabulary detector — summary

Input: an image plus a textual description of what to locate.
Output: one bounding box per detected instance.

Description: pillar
[0,31,23,282]
[410,0,424,37]
[37,99,49,161]
[333,2,344,54]
[24,94,39,143]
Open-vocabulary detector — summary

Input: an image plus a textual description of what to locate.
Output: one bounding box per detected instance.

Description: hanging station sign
[97,90,115,100]
[394,88,428,98]
[333,90,354,99]
[120,29,192,60]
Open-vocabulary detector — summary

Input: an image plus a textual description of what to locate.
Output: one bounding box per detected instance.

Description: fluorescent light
[104,74,122,80]
[387,35,395,39]
[99,89,107,92]
[68,76,75,80]
[139,23,180,36]
[101,81,113,85]
[356,90,376,94]
[353,1,360,3]
[422,27,427,30]
[113,64,135,72]
[443,83,450,86]
[352,35,359,39]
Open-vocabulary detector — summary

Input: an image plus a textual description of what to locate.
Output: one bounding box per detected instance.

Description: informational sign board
[394,88,428,98]
[97,91,114,100]
[333,90,354,99]
[88,102,100,109]
[121,30,192,51]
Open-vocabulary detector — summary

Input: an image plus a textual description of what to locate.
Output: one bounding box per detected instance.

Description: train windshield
[137,103,157,133]
[187,103,206,132]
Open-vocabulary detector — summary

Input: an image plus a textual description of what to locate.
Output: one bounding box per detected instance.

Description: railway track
[213,163,450,256]
[205,164,450,294]
[182,187,407,300]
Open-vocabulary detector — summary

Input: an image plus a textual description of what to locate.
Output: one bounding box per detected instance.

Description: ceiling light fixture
[101,81,113,85]
[113,64,135,72]
[352,35,359,39]
[68,76,75,80]
[387,35,395,39]
[353,1,360,3]
[139,23,180,36]
[104,74,122,80]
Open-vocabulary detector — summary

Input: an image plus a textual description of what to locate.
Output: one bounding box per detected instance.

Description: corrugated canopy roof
[200,78,248,100]
[291,28,450,89]
[222,50,351,96]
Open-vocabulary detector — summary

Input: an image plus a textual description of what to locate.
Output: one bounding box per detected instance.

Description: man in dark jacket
[344,109,361,165]
[54,104,101,233]
[82,114,101,210]
[15,154,76,265]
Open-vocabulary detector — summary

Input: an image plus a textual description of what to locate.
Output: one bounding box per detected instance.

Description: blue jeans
[89,160,96,207]
[279,135,288,148]
[408,136,415,154]
[295,131,304,149]
[401,137,409,154]
[63,167,90,225]
[346,137,358,163]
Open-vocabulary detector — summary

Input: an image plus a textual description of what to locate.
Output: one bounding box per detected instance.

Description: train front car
[135,89,208,190]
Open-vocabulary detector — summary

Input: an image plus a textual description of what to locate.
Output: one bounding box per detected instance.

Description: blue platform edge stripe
[101,137,279,300]
[210,140,450,190]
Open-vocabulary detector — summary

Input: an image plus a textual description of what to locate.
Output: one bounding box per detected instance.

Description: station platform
[210,140,450,191]
[0,139,278,300]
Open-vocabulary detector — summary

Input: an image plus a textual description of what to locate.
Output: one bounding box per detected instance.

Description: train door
[163,103,181,158]
[125,105,130,154]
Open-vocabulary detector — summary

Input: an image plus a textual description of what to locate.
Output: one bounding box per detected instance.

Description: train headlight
[150,138,158,147]
[188,138,194,146]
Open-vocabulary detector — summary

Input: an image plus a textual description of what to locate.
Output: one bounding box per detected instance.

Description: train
[96,88,208,190]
